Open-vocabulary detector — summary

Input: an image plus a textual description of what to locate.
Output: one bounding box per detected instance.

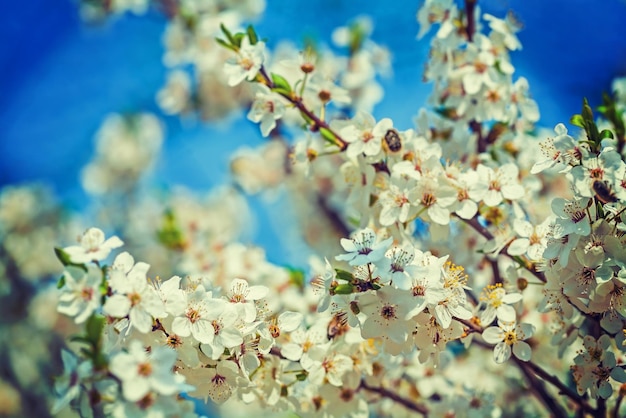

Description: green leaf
[54,247,88,271]
[600,129,614,140]
[215,37,237,52]
[334,283,354,294]
[335,269,353,282]
[582,98,594,124]
[570,114,585,128]
[220,23,235,44]
[319,127,338,145]
[86,314,105,346]
[54,247,73,266]
[233,33,245,48]
[57,274,66,289]
[270,73,292,95]
[246,25,258,45]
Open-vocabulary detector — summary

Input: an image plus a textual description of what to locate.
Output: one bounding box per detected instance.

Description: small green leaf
[54,247,87,271]
[54,247,72,266]
[270,73,292,95]
[86,314,105,346]
[215,37,237,52]
[570,114,585,128]
[246,25,258,45]
[582,98,594,124]
[335,269,353,282]
[57,274,66,289]
[319,127,338,145]
[334,283,354,294]
[600,129,614,140]
[233,33,245,48]
[220,23,235,44]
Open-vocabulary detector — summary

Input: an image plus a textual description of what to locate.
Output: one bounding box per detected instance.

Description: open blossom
[571,335,626,399]
[507,217,552,260]
[103,259,165,334]
[336,228,393,266]
[63,227,123,264]
[340,112,392,159]
[479,284,522,325]
[531,123,577,174]
[359,286,413,344]
[224,37,266,86]
[378,175,419,226]
[247,84,285,137]
[470,163,525,206]
[226,278,268,322]
[171,285,224,344]
[109,340,191,402]
[57,265,103,323]
[482,321,535,363]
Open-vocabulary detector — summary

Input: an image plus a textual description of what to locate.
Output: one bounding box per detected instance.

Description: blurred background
[0,0,625,416]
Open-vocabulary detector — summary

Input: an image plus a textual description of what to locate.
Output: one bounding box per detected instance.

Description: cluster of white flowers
[44,0,626,417]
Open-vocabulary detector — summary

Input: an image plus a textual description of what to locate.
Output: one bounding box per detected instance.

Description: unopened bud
[517,277,528,291]
[301,63,315,74]
[318,90,331,103]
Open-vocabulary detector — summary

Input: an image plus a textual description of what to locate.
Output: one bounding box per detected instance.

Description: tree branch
[360,379,429,416]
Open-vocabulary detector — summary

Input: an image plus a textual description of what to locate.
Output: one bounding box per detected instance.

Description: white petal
[513,341,531,361]
[482,326,504,344]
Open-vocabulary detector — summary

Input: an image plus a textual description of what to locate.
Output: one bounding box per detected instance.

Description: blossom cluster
[42,0,626,417]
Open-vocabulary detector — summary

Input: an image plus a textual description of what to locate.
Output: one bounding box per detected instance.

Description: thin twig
[259,67,348,151]
[521,358,595,415]
[464,0,477,42]
[459,215,547,283]
[514,357,569,418]
[360,380,429,416]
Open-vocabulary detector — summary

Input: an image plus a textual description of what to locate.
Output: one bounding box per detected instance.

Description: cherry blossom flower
[479,284,522,325]
[482,321,535,363]
[335,228,393,266]
[63,227,123,264]
[109,340,191,402]
[171,285,224,344]
[359,286,413,343]
[247,84,285,137]
[223,37,266,86]
[57,265,103,323]
[226,278,268,322]
[103,258,165,334]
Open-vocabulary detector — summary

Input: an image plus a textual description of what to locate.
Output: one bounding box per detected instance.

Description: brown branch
[360,379,429,416]
[465,0,478,42]
[458,215,547,283]
[514,357,569,418]
[259,67,348,151]
[520,358,595,415]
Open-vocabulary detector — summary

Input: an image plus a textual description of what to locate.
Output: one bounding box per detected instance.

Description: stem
[316,194,351,238]
[489,258,503,284]
[521,358,595,415]
[259,67,348,151]
[514,358,569,418]
[471,120,488,154]
[613,391,624,418]
[465,0,477,42]
[459,215,547,283]
[360,380,429,416]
